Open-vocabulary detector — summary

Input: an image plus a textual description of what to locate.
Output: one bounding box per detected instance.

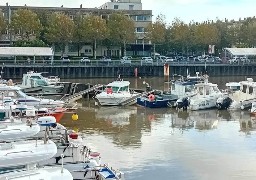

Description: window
[114,5,118,9]
[136,27,144,33]
[242,85,247,93]
[129,5,134,10]
[249,87,253,94]
[85,49,92,53]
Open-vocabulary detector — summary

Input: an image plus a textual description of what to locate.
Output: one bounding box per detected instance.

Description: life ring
[106,87,113,94]
[148,94,155,101]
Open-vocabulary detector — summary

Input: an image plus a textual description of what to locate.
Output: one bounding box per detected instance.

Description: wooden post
[164,63,169,82]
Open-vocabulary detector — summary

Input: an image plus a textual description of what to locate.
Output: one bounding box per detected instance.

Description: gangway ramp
[63,84,103,103]
[119,93,141,106]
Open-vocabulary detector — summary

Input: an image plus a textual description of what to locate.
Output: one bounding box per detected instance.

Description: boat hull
[96,93,138,106]
[0,123,40,141]
[0,140,57,168]
[0,166,73,180]
[137,97,176,108]
[189,97,219,110]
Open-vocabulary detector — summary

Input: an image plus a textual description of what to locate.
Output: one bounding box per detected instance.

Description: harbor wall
[3,64,256,79]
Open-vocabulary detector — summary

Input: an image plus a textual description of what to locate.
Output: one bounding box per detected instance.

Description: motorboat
[0,121,40,141]
[0,166,73,180]
[0,139,57,168]
[187,76,223,110]
[18,71,64,93]
[137,90,178,108]
[217,78,256,110]
[0,84,65,108]
[95,80,140,106]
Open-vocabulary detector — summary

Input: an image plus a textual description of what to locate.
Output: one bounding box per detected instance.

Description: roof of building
[0,47,54,56]
[225,48,256,56]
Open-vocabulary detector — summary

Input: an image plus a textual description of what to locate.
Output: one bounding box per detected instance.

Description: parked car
[240,56,250,63]
[165,57,176,63]
[99,56,112,64]
[61,56,70,63]
[141,57,153,64]
[120,56,132,64]
[80,57,91,63]
[228,57,239,64]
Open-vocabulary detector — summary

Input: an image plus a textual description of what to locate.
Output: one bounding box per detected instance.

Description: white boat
[0,122,40,141]
[0,84,65,108]
[0,139,57,168]
[0,166,73,180]
[18,71,64,93]
[95,80,140,106]
[188,76,223,110]
[218,78,256,110]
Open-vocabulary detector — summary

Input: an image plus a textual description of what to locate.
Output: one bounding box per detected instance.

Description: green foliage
[146,14,166,44]
[0,13,6,34]
[11,9,42,40]
[45,12,74,44]
[12,39,48,47]
[77,15,108,43]
[108,13,135,44]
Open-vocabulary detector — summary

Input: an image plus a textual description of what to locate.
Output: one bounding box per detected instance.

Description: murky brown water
[60,77,256,180]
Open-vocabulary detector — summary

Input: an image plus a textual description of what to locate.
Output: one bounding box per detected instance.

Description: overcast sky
[2,0,256,24]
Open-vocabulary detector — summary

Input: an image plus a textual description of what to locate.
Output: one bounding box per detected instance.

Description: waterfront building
[0,0,152,57]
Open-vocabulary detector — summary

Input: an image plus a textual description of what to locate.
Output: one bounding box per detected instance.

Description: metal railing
[0,59,253,67]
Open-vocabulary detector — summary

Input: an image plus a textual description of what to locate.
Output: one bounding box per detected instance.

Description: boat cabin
[105,81,130,93]
[225,82,241,92]
[171,81,195,97]
[21,71,49,87]
[240,78,256,96]
[194,82,220,96]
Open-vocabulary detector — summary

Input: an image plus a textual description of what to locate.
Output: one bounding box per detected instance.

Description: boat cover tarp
[225,48,256,56]
[98,168,115,178]
[0,47,54,57]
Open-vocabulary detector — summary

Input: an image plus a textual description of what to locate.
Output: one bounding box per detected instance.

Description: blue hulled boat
[137,91,178,108]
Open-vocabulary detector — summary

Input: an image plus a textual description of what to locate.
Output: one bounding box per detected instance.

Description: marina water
[61,76,256,180]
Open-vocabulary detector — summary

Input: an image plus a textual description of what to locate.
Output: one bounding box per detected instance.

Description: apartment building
[0,0,152,57]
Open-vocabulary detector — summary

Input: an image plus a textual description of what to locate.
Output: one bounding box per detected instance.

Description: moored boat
[95,80,140,106]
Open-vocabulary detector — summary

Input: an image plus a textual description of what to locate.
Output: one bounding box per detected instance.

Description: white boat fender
[37,116,57,126]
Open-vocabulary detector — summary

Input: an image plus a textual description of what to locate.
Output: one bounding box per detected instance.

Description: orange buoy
[148,94,155,101]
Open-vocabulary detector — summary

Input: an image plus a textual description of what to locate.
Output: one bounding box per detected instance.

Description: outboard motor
[216,96,232,110]
[177,97,190,110]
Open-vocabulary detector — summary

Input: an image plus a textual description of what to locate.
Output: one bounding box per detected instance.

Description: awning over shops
[224,48,256,56]
[0,47,54,57]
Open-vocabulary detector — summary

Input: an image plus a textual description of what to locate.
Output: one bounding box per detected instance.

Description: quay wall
[3,64,256,79]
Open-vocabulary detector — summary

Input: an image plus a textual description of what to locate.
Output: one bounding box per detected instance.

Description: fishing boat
[217,78,256,110]
[95,80,140,106]
[188,76,223,110]
[18,71,64,93]
[0,84,65,108]
[137,90,178,108]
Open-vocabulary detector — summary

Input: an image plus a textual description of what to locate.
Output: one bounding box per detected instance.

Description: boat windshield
[35,79,48,86]
[31,75,43,80]
[120,86,129,92]
[185,85,194,92]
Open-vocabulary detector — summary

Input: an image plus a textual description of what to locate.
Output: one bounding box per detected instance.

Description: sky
[2,0,256,24]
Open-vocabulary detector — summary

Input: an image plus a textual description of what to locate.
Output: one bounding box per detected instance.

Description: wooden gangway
[119,93,142,106]
[63,84,103,103]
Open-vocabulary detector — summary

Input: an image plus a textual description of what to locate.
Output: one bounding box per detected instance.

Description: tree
[108,13,135,57]
[170,18,191,55]
[76,15,108,59]
[193,22,219,53]
[11,9,42,40]
[146,14,166,59]
[45,12,74,53]
[0,13,6,35]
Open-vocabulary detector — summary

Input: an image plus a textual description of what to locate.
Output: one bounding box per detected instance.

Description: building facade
[0,0,152,58]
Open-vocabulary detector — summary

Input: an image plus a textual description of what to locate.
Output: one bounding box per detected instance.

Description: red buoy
[69,132,78,139]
